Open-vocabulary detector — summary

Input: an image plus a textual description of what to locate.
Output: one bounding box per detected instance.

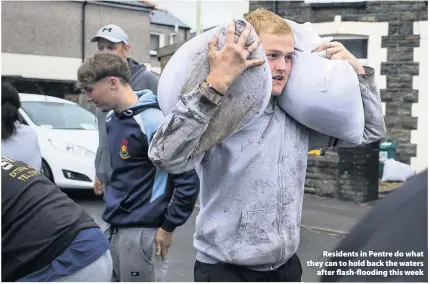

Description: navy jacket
[95,59,159,185]
[102,90,199,232]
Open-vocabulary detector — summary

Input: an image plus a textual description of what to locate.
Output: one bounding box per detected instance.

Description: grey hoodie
[148,66,386,271]
[2,122,41,171]
[95,58,159,185]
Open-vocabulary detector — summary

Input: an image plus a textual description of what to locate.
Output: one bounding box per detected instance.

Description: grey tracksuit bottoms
[104,226,169,282]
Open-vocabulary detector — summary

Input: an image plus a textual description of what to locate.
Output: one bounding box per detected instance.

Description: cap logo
[102,27,112,32]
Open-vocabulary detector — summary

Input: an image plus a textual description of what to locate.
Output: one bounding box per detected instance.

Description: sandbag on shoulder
[277,20,365,145]
[157,19,272,155]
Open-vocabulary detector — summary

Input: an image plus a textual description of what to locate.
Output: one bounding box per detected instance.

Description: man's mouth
[272,75,284,82]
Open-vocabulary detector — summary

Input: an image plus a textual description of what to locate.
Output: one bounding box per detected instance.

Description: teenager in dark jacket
[2,156,112,282]
[91,24,159,196]
[77,52,199,282]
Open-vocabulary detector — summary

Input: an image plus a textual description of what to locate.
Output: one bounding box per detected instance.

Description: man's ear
[124,44,131,55]
[109,77,120,89]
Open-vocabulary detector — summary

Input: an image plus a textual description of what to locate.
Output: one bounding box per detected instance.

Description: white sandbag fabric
[277,20,365,145]
[381,159,416,182]
[157,19,272,155]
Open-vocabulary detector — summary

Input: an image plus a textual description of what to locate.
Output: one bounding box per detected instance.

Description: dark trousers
[194,254,302,282]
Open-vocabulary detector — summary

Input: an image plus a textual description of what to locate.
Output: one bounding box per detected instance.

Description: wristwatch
[204,79,224,96]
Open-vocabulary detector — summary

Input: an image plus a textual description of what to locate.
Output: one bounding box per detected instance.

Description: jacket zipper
[258,99,277,144]
[276,107,285,265]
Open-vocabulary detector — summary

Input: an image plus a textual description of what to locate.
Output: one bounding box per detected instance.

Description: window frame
[150,32,165,56]
[322,34,369,66]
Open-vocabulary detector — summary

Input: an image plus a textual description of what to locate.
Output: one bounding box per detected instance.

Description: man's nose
[275,58,287,71]
[85,92,92,101]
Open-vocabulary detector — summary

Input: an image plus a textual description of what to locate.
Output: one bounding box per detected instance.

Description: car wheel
[41,160,54,182]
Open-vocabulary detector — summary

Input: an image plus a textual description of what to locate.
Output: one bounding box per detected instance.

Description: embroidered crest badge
[119,139,130,159]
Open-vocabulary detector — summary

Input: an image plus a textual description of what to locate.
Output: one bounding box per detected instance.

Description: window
[150,34,160,51]
[305,0,367,8]
[323,35,369,65]
[169,33,176,45]
[21,102,97,130]
[18,112,28,125]
[150,33,165,56]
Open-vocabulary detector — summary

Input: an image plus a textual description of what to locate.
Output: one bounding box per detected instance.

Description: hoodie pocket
[280,204,301,257]
[104,187,130,214]
[228,208,280,266]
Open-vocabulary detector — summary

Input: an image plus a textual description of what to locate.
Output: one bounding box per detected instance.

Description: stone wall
[305,142,380,203]
[305,151,339,197]
[337,142,380,202]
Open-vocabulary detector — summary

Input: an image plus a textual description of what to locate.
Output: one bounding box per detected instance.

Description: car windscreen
[21,101,98,130]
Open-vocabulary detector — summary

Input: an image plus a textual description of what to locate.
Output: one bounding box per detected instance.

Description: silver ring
[124,110,133,116]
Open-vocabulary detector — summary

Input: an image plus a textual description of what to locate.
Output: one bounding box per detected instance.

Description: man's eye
[267,54,277,60]
[285,55,293,61]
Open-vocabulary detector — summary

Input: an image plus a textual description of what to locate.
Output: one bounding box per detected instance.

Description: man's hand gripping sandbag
[157,20,272,155]
[277,20,365,145]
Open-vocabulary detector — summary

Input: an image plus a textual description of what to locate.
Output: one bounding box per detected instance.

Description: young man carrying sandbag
[149,8,386,282]
[77,52,200,282]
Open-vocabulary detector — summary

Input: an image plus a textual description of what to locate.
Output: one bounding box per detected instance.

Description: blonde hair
[245,8,293,36]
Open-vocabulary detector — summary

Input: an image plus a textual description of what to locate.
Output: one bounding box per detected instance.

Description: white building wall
[1,52,157,81]
[2,53,82,81]
[411,21,428,172]
[310,18,389,115]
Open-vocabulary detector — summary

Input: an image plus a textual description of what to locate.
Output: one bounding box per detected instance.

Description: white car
[18,93,98,191]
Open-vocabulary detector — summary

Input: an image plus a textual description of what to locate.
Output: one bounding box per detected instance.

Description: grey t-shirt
[95,58,159,185]
[2,123,42,171]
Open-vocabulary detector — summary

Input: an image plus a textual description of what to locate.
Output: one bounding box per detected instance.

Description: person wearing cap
[90,24,159,196]
[77,52,199,282]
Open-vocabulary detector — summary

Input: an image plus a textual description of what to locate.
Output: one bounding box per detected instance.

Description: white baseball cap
[91,24,129,44]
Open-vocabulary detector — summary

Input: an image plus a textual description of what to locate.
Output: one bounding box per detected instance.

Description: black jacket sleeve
[161,170,200,232]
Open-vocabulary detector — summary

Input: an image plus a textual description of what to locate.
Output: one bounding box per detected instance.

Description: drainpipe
[196,0,201,35]
[272,0,278,14]
[81,1,88,62]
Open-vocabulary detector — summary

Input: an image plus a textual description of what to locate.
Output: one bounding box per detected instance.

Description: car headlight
[48,139,95,159]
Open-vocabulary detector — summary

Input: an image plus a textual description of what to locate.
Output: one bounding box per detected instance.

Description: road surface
[72,193,344,282]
